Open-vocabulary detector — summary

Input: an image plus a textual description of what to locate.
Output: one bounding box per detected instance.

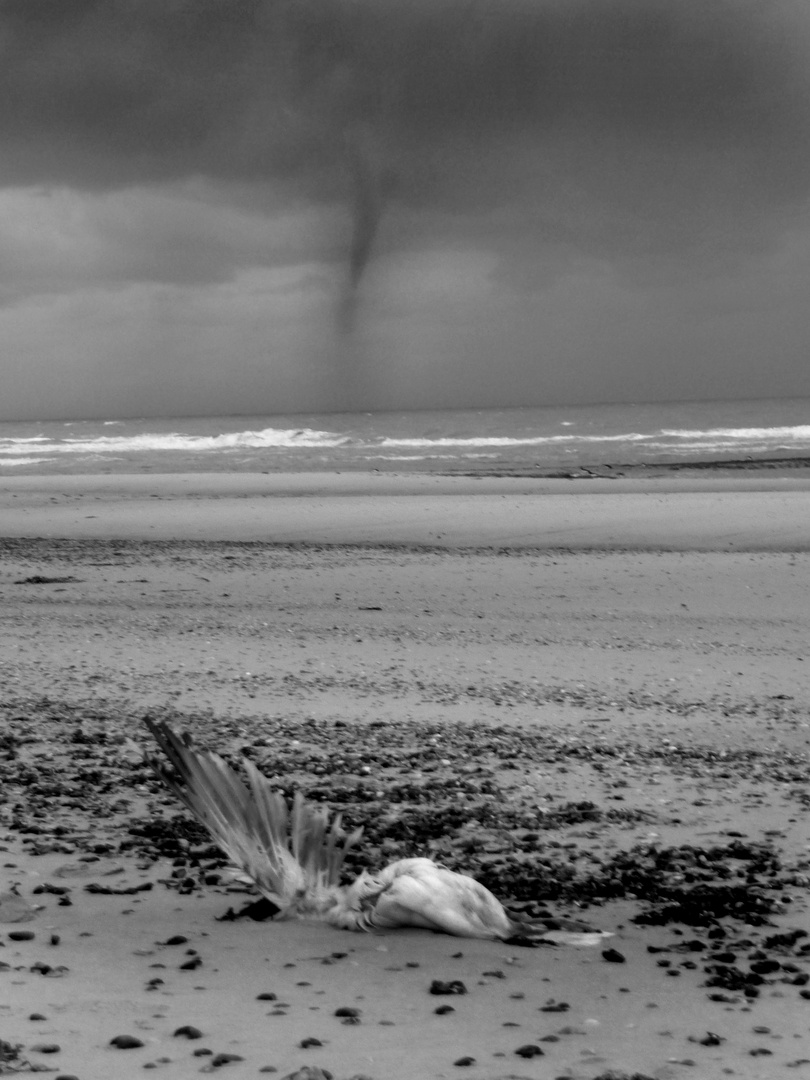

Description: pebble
[109,1034,145,1049]
[429,979,467,995]
[514,1044,544,1058]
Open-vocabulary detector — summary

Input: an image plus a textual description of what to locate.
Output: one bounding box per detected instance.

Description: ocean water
[1,398,809,475]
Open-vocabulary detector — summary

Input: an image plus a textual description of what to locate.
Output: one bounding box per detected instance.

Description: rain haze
[2,0,810,421]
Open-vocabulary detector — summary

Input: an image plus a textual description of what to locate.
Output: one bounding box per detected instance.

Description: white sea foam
[378,433,647,447]
[659,426,810,441]
[0,456,56,466]
[0,427,349,455]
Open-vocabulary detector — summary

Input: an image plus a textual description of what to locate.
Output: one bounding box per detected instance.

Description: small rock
[751,959,780,974]
[434,1004,455,1015]
[602,948,626,963]
[256,992,277,1001]
[334,1007,361,1018]
[453,1057,475,1067]
[299,1038,323,1049]
[514,1044,543,1058]
[173,1025,203,1039]
[29,1043,60,1053]
[8,930,35,941]
[109,1034,145,1049]
[282,1068,333,1080]
[429,979,467,995]
[211,1052,244,1066]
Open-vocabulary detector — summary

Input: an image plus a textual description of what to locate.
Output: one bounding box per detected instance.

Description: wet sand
[1,470,810,1079]
[2,470,810,548]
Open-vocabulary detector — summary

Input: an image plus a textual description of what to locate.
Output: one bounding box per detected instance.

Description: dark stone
[514,1044,544,1058]
[750,959,780,974]
[429,979,467,995]
[109,1034,145,1049]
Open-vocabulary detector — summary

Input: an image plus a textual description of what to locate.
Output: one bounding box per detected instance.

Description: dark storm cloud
[2,0,810,286]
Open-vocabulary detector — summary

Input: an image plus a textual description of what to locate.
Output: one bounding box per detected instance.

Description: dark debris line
[5,697,810,1077]
[2,697,808,929]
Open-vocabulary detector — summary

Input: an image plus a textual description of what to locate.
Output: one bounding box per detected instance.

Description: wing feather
[145,718,364,912]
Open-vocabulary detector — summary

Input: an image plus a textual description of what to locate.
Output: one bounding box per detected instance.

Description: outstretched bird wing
[144,718,363,915]
[144,720,611,944]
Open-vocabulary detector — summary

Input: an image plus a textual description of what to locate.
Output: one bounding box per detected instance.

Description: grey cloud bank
[2,0,810,419]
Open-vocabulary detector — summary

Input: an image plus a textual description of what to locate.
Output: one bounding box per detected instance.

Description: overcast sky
[2,0,810,421]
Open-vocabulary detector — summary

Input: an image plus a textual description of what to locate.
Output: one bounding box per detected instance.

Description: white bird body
[145,719,608,945]
[332,857,516,938]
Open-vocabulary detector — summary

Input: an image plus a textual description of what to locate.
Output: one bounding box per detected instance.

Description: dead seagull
[145,718,609,945]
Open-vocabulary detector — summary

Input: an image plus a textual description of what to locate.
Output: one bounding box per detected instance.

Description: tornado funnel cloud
[338,127,384,330]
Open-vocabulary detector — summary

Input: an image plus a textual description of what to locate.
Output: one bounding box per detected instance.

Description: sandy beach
[2,470,810,1080]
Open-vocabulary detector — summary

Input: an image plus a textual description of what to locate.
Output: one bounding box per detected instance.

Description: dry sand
[1,471,810,1080]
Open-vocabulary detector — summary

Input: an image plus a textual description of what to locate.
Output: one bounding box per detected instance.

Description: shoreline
[2,469,810,549]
